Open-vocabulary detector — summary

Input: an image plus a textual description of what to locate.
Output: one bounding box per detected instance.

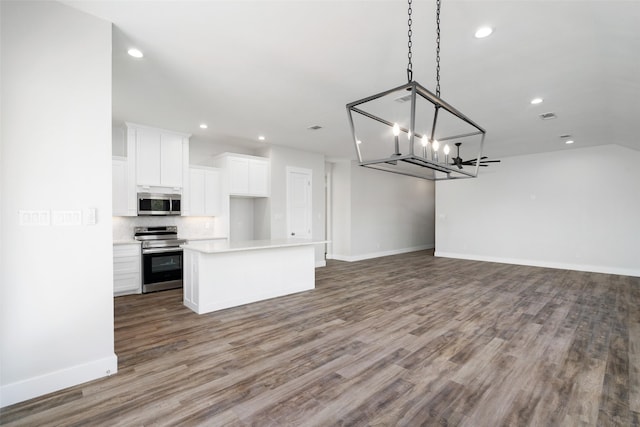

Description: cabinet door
[205,169,222,215]
[113,244,141,295]
[160,133,183,187]
[189,168,206,216]
[112,159,128,216]
[229,157,249,194]
[249,159,269,196]
[136,128,161,186]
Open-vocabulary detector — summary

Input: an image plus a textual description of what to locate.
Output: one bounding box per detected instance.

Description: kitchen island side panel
[183,244,315,314]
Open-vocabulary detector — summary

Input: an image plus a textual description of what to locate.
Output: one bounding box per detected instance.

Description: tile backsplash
[112,216,225,241]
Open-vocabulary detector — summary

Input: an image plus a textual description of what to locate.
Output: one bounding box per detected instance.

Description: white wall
[1,1,116,407]
[330,161,436,261]
[436,144,640,277]
[257,145,326,266]
[230,198,255,241]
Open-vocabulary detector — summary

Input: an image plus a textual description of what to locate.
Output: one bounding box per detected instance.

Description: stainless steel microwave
[137,193,181,216]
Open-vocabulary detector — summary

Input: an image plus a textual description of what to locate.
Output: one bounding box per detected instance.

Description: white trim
[0,354,118,408]
[434,251,640,278]
[327,244,434,262]
[325,167,332,258]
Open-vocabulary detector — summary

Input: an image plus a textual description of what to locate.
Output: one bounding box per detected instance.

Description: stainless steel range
[134,226,186,293]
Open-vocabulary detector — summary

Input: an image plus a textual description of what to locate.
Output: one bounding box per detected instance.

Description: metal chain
[436,0,441,97]
[407,0,413,82]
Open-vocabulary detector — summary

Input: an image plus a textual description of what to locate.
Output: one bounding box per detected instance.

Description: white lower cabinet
[113,244,141,296]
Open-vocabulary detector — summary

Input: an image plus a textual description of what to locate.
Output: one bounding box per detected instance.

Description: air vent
[539,112,557,120]
[394,94,413,103]
[307,125,323,130]
[559,134,571,139]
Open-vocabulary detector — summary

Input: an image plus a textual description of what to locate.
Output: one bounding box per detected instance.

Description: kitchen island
[181,239,326,314]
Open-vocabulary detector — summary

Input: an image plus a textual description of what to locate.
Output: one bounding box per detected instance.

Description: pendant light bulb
[392,123,400,136]
[443,144,450,155]
[432,140,440,151]
[421,135,429,147]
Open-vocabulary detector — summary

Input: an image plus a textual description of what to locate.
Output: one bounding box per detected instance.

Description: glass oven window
[151,254,182,273]
[143,250,183,285]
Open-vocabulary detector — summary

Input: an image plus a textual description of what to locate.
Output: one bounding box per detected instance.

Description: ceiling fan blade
[478,160,501,163]
[461,156,487,164]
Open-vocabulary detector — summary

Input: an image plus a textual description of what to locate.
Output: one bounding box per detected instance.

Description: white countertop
[113,240,141,245]
[182,238,327,254]
[180,236,228,242]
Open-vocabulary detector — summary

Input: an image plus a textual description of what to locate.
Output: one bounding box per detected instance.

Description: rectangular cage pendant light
[346,80,486,181]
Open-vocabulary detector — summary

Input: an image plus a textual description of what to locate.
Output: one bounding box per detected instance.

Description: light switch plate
[19,210,50,226]
[52,210,82,226]
[85,208,97,225]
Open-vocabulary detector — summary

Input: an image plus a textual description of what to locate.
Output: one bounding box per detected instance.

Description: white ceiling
[65,0,640,161]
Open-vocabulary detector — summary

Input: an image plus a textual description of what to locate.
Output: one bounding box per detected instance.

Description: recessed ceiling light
[474,26,493,39]
[127,48,144,58]
[258,135,266,141]
[565,140,575,145]
[356,140,362,145]
[530,98,543,105]
[199,124,208,129]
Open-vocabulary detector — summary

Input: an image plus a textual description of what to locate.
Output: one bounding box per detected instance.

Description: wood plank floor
[2,251,639,426]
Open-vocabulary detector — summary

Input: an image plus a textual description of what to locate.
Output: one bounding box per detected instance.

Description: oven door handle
[142,247,183,254]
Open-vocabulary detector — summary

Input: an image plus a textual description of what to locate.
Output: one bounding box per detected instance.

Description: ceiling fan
[450,142,501,169]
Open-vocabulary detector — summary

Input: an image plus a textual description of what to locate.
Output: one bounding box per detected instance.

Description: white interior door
[287,167,312,239]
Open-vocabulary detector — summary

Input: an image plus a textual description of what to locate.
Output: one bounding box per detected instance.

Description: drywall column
[1,1,116,406]
[328,161,435,262]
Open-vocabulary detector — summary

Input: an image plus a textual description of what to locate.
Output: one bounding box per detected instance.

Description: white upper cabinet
[127,122,190,190]
[214,153,270,197]
[112,156,128,216]
[135,127,162,186]
[187,166,222,216]
[248,159,269,196]
[228,157,250,194]
[112,148,137,217]
[160,133,184,187]
[204,169,222,214]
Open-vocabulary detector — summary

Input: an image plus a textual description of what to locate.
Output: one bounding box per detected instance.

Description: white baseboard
[328,244,434,263]
[0,354,118,408]
[434,251,640,278]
